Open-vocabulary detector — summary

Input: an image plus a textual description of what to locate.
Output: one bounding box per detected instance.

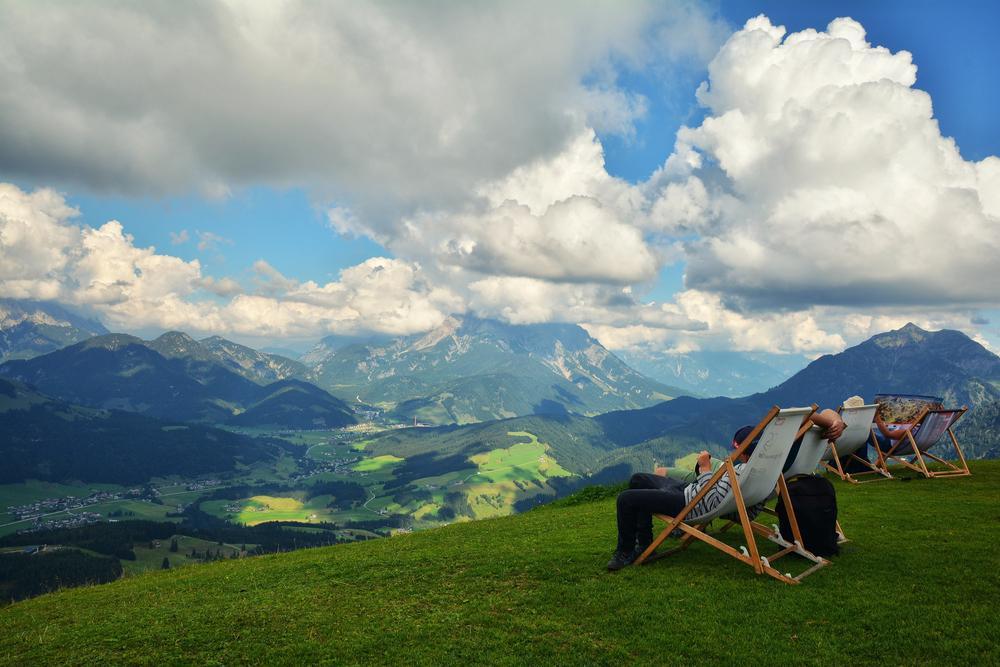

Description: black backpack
[775,475,839,558]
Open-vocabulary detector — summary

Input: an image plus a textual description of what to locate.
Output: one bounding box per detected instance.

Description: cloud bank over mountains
[0,1,714,210]
[0,9,997,353]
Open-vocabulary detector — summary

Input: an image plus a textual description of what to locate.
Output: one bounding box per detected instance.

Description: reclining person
[608,410,845,571]
[871,394,943,453]
[873,408,919,453]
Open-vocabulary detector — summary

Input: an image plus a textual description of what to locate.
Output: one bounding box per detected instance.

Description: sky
[1,0,998,357]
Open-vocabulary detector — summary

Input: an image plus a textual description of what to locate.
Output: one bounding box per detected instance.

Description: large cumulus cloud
[660,16,1000,308]
[0,0,722,217]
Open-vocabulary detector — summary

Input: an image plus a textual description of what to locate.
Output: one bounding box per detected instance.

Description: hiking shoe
[606,550,635,571]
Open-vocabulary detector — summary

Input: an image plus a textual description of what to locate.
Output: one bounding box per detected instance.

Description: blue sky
[1,1,998,353]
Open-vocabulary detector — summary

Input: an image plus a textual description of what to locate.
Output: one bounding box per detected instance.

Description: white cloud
[0,184,461,339]
[658,16,1000,309]
[0,183,79,300]
[371,130,659,285]
[196,230,232,252]
[169,229,190,245]
[0,0,724,222]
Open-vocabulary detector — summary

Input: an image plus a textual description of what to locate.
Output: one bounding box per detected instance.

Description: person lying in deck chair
[871,394,943,454]
[650,406,850,485]
[608,411,846,571]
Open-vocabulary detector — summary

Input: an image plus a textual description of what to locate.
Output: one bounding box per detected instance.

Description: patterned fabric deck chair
[821,403,890,483]
[879,406,970,478]
[634,406,829,585]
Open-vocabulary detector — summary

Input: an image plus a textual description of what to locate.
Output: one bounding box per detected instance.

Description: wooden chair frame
[823,405,892,484]
[634,405,829,585]
[878,406,970,479]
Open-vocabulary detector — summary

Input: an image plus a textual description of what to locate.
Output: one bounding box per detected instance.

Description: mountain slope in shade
[0,333,356,428]
[302,315,688,424]
[230,379,357,429]
[0,299,108,362]
[0,378,282,484]
[141,331,306,385]
[617,349,805,398]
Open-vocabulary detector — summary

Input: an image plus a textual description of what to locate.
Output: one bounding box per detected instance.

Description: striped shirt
[683,463,764,521]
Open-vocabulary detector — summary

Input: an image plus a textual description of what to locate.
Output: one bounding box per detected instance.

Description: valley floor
[2,462,999,665]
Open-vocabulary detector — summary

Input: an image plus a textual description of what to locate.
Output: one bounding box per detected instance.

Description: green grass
[352,455,404,472]
[201,495,338,526]
[467,432,573,483]
[2,462,999,664]
[126,535,251,576]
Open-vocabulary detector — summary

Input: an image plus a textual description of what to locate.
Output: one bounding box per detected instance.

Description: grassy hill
[2,462,998,663]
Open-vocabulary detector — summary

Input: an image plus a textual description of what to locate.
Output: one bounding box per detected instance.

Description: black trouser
[615,473,688,553]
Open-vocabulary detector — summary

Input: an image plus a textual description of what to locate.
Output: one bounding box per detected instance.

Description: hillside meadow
[2,462,998,665]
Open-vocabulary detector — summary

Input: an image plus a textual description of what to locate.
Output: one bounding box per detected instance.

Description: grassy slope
[2,462,999,665]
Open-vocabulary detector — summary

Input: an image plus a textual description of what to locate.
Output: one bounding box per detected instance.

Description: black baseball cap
[732,425,761,452]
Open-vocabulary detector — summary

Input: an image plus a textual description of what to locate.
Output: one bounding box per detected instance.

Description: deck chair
[772,424,848,543]
[634,405,829,585]
[821,404,890,483]
[879,406,970,478]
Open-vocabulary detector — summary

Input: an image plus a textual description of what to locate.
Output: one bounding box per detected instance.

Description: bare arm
[811,409,846,441]
[874,410,907,440]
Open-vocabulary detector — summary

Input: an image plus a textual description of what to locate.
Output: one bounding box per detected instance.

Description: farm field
[200,495,339,526]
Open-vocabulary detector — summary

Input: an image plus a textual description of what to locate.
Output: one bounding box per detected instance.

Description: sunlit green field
[200,495,339,526]
[457,432,575,519]
[352,455,403,472]
[467,432,573,483]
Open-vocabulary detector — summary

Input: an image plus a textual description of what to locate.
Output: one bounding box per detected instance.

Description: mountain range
[617,348,806,398]
[366,323,1000,496]
[0,299,108,362]
[301,314,688,424]
[0,332,356,429]
[0,299,812,409]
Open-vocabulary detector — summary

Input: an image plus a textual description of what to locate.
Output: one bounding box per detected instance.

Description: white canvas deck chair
[821,404,890,483]
[774,424,849,543]
[634,406,830,585]
[879,406,970,478]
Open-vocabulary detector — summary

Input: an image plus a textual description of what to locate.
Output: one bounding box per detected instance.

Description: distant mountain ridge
[596,322,1000,456]
[0,299,108,362]
[0,332,355,429]
[0,378,283,484]
[147,332,306,385]
[302,314,688,424]
[617,348,805,397]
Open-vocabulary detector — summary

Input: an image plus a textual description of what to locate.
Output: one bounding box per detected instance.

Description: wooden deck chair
[879,406,970,478]
[634,406,829,585]
[775,424,848,543]
[822,404,891,483]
